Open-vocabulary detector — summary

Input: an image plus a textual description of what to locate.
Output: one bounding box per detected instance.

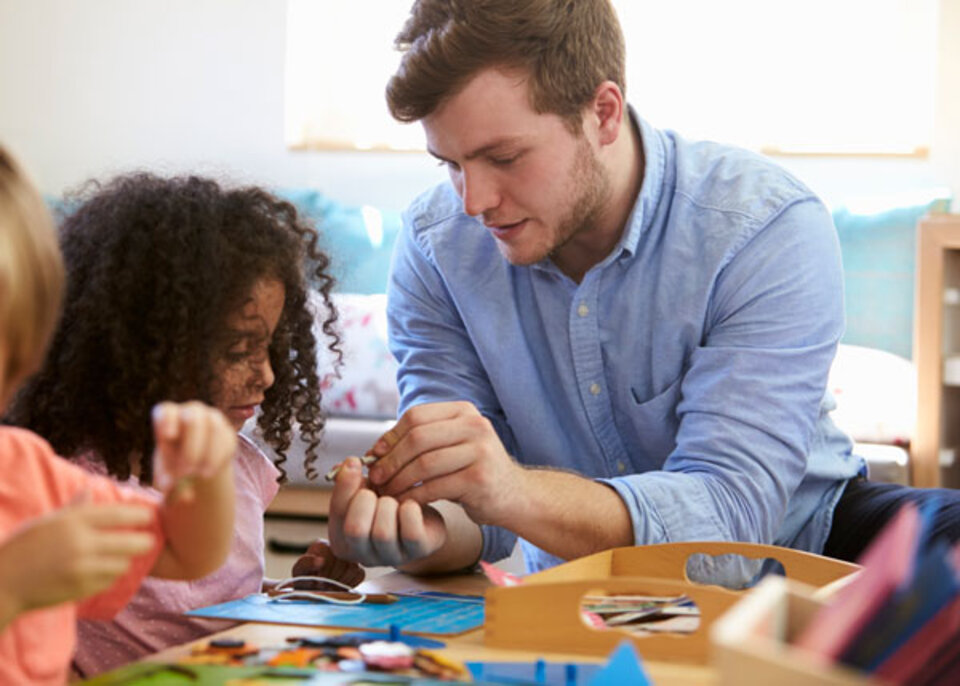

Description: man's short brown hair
[386,0,626,130]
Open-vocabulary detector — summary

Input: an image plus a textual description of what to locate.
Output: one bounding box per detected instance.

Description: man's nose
[460,167,500,218]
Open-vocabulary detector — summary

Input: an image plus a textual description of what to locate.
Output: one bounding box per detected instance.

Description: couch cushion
[833,188,951,359]
[316,292,399,419]
[276,189,402,295]
[827,344,916,445]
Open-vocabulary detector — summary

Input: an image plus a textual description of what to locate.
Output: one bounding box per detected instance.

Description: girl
[7,172,362,675]
[0,149,237,684]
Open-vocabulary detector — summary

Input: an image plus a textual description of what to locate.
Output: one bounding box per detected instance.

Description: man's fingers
[376,444,472,496]
[369,402,474,458]
[369,411,487,487]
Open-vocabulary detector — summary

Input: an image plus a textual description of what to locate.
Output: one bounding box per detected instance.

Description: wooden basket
[484,542,860,663]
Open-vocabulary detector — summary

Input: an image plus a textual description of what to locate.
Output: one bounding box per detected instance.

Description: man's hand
[366,401,526,526]
[328,456,448,568]
[290,539,365,589]
[0,499,156,630]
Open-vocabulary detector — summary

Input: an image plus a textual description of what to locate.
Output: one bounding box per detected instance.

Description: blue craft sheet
[466,660,602,685]
[186,591,485,636]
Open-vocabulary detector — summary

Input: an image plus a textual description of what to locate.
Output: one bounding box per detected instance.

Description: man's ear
[590,81,625,146]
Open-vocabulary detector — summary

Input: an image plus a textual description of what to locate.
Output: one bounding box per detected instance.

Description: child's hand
[0,497,155,628]
[147,401,237,580]
[151,401,237,503]
[291,539,365,589]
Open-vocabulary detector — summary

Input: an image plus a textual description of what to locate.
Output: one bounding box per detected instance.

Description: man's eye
[490,155,519,167]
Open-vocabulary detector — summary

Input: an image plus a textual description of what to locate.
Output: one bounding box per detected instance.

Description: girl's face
[212,277,286,431]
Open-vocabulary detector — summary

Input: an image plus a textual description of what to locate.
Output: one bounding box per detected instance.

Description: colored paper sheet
[792,502,922,660]
[186,591,484,636]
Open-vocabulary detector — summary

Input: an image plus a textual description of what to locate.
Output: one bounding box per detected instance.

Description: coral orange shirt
[0,427,163,686]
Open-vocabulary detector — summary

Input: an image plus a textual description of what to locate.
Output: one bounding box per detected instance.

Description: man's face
[423,68,610,269]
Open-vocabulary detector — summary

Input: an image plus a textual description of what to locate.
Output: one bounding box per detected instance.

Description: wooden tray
[484,542,860,663]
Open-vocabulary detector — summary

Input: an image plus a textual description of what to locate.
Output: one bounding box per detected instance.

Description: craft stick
[324,454,378,482]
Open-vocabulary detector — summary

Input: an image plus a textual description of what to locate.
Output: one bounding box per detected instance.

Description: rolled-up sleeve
[602,199,845,563]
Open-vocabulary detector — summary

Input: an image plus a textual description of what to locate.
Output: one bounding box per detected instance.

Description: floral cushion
[316,292,399,419]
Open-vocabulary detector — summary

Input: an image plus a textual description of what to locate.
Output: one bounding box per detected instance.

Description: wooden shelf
[913,213,960,487]
[265,485,331,519]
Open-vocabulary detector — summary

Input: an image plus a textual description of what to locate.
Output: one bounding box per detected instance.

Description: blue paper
[186,592,484,636]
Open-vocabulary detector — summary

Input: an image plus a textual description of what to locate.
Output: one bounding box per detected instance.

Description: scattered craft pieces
[480,560,523,587]
[359,640,415,670]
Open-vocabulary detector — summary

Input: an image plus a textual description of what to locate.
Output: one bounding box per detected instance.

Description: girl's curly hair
[6,173,341,483]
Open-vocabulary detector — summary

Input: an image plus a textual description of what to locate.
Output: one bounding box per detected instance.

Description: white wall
[0,0,957,211]
[0,0,445,210]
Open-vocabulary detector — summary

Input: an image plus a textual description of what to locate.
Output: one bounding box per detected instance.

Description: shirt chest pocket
[629,376,683,464]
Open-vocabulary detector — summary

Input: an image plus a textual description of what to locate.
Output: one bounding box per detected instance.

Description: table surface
[145,568,718,685]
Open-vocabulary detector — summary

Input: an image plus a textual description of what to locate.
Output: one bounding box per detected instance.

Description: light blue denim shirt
[387,116,864,585]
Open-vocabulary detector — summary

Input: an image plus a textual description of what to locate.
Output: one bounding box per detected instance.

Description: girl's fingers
[337,488,378,565]
[329,458,364,519]
[369,497,403,567]
[398,499,431,560]
[176,402,209,478]
[152,402,180,443]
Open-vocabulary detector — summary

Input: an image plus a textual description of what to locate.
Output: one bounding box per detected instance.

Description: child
[0,149,237,684]
[6,171,363,676]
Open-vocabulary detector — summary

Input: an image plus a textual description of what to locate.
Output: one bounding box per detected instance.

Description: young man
[328,0,959,585]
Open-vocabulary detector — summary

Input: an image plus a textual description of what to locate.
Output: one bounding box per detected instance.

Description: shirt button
[617,460,627,474]
[577,303,589,317]
[589,383,601,396]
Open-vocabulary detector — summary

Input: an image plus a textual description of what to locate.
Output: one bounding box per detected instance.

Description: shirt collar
[616,109,665,259]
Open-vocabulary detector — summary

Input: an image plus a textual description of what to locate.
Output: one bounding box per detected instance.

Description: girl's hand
[151,401,237,502]
[328,456,448,568]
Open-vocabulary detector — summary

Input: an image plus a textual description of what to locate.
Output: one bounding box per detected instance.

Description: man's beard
[548,136,610,259]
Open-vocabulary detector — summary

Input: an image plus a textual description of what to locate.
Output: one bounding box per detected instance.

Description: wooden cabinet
[913,214,960,488]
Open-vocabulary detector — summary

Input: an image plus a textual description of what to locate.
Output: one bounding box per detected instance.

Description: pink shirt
[73,434,280,677]
[0,428,163,686]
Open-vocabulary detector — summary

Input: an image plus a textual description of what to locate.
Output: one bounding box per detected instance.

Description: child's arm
[148,402,237,580]
[0,499,155,631]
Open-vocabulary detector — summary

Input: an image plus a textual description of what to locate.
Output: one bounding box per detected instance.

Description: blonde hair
[0,146,64,393]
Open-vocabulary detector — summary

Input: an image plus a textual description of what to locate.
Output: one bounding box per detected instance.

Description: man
[327,0,958,585]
